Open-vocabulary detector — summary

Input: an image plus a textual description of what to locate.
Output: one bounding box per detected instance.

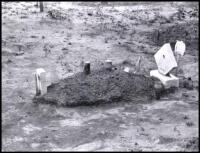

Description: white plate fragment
[150,70,179,89]
[154,43,178,75]
[124,67,130,73]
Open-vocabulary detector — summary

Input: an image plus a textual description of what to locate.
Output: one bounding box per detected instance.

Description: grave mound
[33,65,156,106]
[152,22,198,55]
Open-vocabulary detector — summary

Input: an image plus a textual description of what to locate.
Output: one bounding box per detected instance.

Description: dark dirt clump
[182,137,199,151]
[33,65,156,106]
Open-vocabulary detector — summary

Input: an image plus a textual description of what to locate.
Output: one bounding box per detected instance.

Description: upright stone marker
[105,59,112,70]
[174,40,186,75]
[154,43,177,75]
[40,2,44,12]
[84,61,90,75]
[134,56,141,73]
[175,40,186,56]
[35,68,46,96]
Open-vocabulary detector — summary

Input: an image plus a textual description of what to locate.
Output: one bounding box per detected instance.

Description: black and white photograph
[1,1,199,151]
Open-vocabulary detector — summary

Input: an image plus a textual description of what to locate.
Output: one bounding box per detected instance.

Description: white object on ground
[154,43,178,75]
[36,68,45,75]
[124,67,130,73]
[105,59,112,65]
[150,69,179,89]
[174,41,185,75]
[175,40,186,56]
[105,59,112,69]
[35,68,46,96]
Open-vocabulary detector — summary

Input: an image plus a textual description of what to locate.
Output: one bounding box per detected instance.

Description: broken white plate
[36,68,46,75]
[124,67,130,73]
[150,69,179,89]
[175,40,186,56]
[154,43,178,75]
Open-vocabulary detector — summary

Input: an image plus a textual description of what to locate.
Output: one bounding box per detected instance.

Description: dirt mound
[47,9,70,20]
[182,137,199,151]
[171,7,199,21]
[151,22,198,55]
[33,65,156,106]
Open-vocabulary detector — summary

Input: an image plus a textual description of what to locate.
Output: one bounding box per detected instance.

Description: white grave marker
[154,43,177,75]
[105,59,112,70]
[174,40,186,75]
[175,40,186,56]
[35,68,46,96]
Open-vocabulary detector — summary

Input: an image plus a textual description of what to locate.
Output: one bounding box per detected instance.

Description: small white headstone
[105,59,112,70]
[154,43,178,75]
[175,40,186,56]
[35,68,46,96]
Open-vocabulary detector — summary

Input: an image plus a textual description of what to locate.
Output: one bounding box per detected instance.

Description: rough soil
[2,2,199,151]
[150,22,198,55]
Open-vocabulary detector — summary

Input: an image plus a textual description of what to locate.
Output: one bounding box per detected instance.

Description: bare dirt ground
[2,2,199,151]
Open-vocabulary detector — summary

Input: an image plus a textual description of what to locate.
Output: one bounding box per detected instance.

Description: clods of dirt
[87,12,93,16]
[33,65,156,106]
[182,137,199,151]
[47,9,69,20]
[185,121,194,127]
[171,7,199,21]
[179,77,194,90]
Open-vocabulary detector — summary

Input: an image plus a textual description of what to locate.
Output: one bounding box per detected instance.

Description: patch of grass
[186,121,194,127]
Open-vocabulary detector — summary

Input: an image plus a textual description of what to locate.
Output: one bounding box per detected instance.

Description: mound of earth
[33,65,156,106]
[152,22,198,55]
[171,7,199,21]
[182,137,199,151]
